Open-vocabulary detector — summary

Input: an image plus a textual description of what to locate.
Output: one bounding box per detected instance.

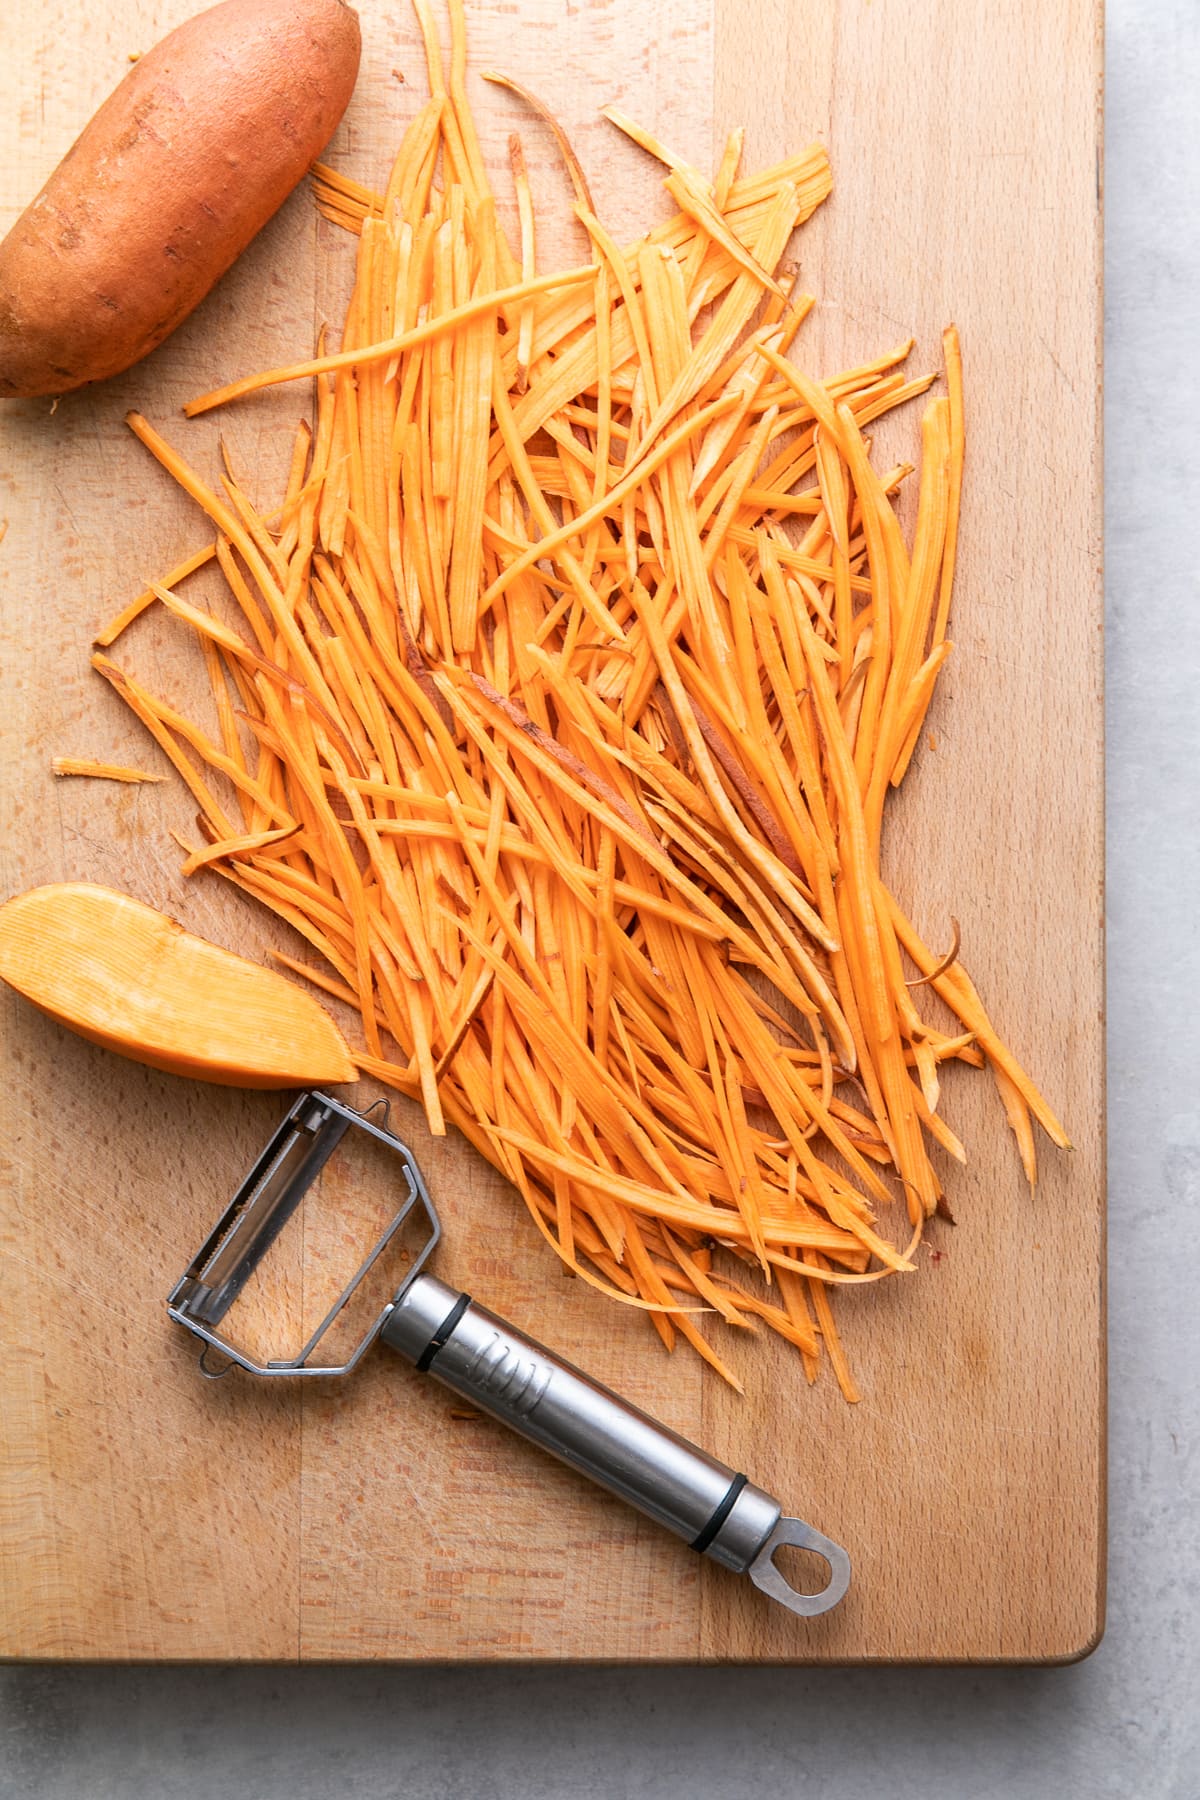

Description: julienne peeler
[168,1090,851,1620]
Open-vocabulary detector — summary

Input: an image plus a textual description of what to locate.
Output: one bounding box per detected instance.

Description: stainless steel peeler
[168,1090,851,1620]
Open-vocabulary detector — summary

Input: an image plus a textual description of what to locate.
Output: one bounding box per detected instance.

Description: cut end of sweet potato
[0,882,356,1087]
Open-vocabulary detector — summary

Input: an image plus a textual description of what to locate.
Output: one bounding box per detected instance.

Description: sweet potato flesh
[0,883,355,1087]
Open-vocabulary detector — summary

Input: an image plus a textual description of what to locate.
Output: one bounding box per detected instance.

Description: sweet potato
[0,883,357,1087]
[0,0,360,399]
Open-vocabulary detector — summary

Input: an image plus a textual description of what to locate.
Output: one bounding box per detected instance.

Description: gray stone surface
[4,2,1199,1795]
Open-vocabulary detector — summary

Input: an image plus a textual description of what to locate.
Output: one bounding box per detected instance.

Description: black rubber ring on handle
[689,1471,748,1554]
[414,1291,472,1372]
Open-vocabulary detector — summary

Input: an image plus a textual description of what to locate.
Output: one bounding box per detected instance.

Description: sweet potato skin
[0,0,361,398]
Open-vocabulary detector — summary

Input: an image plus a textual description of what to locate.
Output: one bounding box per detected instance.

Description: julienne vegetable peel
[84,0,1066,1397]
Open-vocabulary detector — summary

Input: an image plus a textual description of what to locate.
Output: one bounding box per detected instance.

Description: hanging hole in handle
[747,1515,851,1618]
[770,1541,841,1595]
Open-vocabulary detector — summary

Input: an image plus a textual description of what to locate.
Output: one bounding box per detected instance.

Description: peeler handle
[380,1274,849,1618]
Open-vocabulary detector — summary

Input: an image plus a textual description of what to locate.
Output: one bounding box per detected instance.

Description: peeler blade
[168,1092,440,1377]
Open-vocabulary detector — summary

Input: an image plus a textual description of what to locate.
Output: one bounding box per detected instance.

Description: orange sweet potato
[0,0,360,398]
[0,883,356,1087]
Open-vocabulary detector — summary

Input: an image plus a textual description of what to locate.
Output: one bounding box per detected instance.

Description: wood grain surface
[0,0,1103,1662]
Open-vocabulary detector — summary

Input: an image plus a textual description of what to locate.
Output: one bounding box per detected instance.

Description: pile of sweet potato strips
[97,0,1066,1397]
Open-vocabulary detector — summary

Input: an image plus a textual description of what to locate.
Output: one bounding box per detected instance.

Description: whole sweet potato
[0,0,360,398]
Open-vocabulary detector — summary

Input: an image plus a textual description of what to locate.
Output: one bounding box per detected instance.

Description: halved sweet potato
[0,883,355,1087]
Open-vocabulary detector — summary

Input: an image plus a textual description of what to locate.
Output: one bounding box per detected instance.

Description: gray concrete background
[4,2,1198,1794]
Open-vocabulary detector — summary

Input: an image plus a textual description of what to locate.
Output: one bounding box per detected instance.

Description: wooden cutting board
[0,0,1103,1662]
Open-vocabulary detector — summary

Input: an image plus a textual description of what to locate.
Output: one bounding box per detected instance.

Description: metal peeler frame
[169,1092,440,1378]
